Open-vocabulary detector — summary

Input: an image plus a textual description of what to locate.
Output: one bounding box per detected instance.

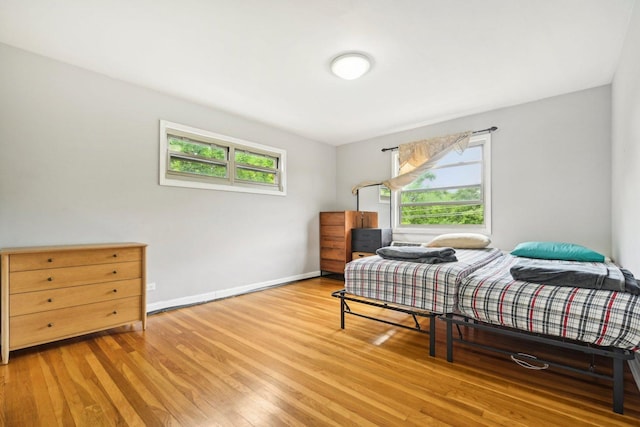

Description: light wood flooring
[1,276,639,426]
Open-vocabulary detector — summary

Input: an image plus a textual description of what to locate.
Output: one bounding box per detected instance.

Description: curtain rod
[380,126,498,152]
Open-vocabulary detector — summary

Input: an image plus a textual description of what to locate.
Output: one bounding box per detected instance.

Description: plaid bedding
[458,254,640,350]
[344,248,502,313]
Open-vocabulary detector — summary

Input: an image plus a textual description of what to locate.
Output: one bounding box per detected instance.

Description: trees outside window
[159,120,286,196]
[394,134,490,232]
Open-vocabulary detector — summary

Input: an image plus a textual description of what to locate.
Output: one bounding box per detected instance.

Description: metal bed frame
[441,313,635,414]
[331,289,438,357]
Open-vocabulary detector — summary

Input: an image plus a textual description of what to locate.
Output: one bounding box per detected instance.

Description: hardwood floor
[1,276,639,426]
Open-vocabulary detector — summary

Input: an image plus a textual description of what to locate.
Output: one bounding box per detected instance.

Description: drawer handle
[47,277,53,282]
[113,289,118,293]
[112,270,117,274]
[113,254,118,258]
[47,258,53,263]
[47,323,54,328]
[112,310,118,315]
[47,298,53,303]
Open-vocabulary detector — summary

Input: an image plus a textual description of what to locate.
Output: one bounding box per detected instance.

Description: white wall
[612,3,640,273]
[337,86,612,255]
[0,43,337,310]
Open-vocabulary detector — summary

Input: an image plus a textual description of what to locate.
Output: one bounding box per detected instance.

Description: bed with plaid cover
[458,254,640,350]
[344,248,502,313]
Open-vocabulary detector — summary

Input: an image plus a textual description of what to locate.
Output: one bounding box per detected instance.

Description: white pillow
[424,233,491,249]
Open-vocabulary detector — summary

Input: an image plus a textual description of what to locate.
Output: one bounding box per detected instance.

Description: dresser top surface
[0,242,147,255]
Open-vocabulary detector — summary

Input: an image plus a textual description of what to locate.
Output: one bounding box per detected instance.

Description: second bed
[332,247,503,356]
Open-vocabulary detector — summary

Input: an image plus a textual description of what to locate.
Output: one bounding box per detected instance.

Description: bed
[443,253,640,414]
[331,247,503,356]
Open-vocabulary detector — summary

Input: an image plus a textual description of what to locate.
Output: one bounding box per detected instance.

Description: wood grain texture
[10,279,142,316]
[8,246,142,272]
[10,296,142,348]
[10,261,142,294]
[320,211,377,274]
[1,243,146,364]
[1,277,639,426]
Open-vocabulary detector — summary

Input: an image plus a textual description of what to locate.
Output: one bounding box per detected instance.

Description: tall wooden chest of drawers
[0,243,147,364]
[320,211,377,274]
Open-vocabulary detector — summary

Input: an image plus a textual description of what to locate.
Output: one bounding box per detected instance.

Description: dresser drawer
[10,261,141,294]
[9,247,142,272]
[320,212,345,226]
[320,259,346,274]
[321,226,346,238]
[320,236,345,250]
[320,247,346,261]
[10,296,142,349]
[10,279,142,316]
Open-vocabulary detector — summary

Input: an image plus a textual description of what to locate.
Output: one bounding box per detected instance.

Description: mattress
[344,248,503,313]
[458,254,640,351]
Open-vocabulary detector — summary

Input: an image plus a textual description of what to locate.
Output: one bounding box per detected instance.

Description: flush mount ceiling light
[330,52,372,80]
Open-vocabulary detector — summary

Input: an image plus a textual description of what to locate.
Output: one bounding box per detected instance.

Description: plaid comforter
[458,255,640,350]
[344,248,502,313]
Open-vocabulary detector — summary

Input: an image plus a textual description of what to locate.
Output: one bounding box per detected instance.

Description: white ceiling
[0,0,635,145]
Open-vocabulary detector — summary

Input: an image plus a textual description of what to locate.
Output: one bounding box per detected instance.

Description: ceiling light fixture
[330,52,371,80]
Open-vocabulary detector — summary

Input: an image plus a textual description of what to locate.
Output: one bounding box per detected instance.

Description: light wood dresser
[0,242,147,364]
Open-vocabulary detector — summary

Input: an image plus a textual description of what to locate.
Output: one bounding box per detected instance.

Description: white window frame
[378,185,390,204]
[159,120,287,196]
[391,133,491,235]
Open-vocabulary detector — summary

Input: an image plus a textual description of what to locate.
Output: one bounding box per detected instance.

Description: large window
[160,120,286,195]
[393,133,491,232]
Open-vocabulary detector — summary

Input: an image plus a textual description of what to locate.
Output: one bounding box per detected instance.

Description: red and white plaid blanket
[344,248,502,313]
[458,254,640,351]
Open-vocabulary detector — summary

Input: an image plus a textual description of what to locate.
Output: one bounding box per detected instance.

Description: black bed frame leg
[429,316,436,357]
[613,356,624,414]
[340,296,345,329]
[446,314,453,362]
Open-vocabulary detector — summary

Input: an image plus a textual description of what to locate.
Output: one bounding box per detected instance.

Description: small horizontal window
[160,121,287,196]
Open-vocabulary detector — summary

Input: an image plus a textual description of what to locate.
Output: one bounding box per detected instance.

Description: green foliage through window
[398,144,486,227]
[169,158,227,178]
[168,135,228,178]
[235,150,276,169]
[161,121,286,194]
[169,137,226,160]
[234,150,278,185]
[236,168,276,184]
[166,133,280,187]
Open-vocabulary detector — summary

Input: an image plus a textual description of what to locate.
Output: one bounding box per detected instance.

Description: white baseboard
[146,270,321,313]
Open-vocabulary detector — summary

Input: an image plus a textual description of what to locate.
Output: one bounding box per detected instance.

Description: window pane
[379,185,390,203]
[169,136,226,160]
[401,204,484,225]
[396,140,487,228]
[161,120,286,195]
[170,157,227,178]
[236,168,276,184]
[404,160,481,191]
[235,150,277,169]
[401,186,481,204]
[435,145,482,164]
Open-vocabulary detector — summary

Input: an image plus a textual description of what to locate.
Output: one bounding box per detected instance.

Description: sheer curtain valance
[351,130,472,195]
